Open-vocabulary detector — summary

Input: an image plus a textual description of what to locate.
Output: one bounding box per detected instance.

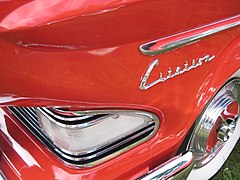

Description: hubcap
[188,79,240,168]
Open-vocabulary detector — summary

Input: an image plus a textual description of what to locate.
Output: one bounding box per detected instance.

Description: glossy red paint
[0,0,240,50]
[0,0,240,179]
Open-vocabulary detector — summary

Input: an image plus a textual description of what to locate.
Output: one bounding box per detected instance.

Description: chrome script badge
[139,54,215,90]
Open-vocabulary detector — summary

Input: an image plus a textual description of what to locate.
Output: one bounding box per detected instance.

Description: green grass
[212,139,240,180]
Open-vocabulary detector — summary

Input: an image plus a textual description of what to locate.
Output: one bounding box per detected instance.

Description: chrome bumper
[137,151,194,180]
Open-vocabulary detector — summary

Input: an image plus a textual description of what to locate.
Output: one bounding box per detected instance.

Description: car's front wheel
[187,78,240,179]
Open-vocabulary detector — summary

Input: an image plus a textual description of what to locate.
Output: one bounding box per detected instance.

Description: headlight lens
[37,108,159,155]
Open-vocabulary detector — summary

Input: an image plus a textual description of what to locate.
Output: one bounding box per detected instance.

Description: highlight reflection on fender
[139,54,215,90]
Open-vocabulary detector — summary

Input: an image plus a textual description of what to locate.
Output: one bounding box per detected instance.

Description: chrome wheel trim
[187,78,240,179]
[187,116,240,180]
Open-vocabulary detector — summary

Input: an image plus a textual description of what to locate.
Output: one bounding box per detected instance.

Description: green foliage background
[212,139,240,180]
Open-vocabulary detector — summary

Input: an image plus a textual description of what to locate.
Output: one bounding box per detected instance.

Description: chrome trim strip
[8,107,159,168]
[140,15,240,56]
[39,108,112,128]
[51,107,158,116]
[56,125,155,161]
[0,170,6,180]
[39,107,155,128]
[42,107,96,121]
[137,151,194,180]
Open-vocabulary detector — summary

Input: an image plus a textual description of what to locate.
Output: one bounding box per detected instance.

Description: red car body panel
[0,0,240,179]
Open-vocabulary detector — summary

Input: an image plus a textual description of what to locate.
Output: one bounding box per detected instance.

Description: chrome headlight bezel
[9,107,160,168]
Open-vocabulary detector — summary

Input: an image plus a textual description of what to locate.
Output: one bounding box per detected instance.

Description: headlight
[188,78,240,168]
[37,108,158,154]
[9,107,159,167]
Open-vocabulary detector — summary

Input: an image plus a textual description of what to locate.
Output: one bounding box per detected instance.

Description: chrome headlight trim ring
[8,107,160,168]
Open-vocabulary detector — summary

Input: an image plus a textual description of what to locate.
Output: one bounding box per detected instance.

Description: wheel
[187,78,240,180]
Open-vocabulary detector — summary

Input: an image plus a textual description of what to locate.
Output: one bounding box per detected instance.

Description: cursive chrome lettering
[139,54,215,90]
